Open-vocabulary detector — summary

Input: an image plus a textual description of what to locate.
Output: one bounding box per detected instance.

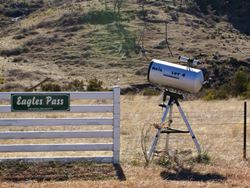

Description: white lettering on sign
[46,96,52,105]
[16,96,64,107]
[16,96,43,107]
[17,96,22,105]
[46,96,64,105]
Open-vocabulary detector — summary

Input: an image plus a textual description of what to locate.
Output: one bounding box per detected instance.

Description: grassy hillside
[0,0,249,92]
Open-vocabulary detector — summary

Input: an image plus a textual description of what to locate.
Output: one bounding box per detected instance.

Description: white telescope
[147,59,204,93]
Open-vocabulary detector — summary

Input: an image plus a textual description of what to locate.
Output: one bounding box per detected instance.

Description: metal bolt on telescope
[146,57,205,161]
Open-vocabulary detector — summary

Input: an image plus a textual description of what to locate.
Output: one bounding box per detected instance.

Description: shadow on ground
[160,169,226,182]
[0,160,126,182]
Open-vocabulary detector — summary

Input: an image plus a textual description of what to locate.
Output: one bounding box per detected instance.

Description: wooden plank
[0,92,113,100]
[0,105,113,113]
[0,105,10,113]
[113,86,120,164]
[0,131,113,139]
[0,143,113,152]
[0,156,113,163]
[71,92,113,100]
[0,118,113,126]
[70,105,113,113]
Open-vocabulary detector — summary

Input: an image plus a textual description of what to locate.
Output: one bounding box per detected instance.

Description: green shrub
[0,47,29,57]
[65,79,85,91]
[86,78,105,91]
[186,1,199,11]
[57,10,120,27]
[12,57,24,62]
[0,78,4,85]
[231,69,249,96]
[41,83,61,91]
[203,89,217,100]
[83,10,120,25]
[241,91,250,99]
[203,87,229,100]
[2,1,43,17]
[215,87,229,100]
[205,68,250,100]
[13,35,25,40]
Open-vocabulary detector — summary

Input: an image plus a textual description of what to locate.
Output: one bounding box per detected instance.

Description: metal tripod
[147,90,201,161]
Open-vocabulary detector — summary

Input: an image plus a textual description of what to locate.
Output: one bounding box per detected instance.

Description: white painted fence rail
[0,86,120,164]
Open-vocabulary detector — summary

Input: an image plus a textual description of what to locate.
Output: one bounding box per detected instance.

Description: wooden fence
[0,86,120,164]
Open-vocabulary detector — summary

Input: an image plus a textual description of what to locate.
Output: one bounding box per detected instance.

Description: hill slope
[0,0,249,91]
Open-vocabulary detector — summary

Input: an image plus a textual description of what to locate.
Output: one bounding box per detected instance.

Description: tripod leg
[147,104,170,161]
[165,104,173,154]
[176,102,201,153]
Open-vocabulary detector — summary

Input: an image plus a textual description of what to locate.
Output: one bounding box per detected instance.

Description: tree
[105,0,108,10]
[114,0,123,14]
[231,69,249,96]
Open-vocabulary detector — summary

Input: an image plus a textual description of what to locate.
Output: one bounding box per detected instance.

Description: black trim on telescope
[163,74,179,80]
[147,61,154,82]
[164,90,184,100]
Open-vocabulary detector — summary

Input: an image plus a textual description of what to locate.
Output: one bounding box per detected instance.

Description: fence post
[243,101,247,160]
[113,86,120,164]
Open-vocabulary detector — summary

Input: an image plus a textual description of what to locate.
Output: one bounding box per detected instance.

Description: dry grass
[0,96,250,187]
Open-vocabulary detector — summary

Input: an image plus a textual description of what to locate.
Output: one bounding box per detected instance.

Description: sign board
[11,94,70,112]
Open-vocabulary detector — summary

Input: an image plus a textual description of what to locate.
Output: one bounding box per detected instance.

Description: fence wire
[120,101,250,163]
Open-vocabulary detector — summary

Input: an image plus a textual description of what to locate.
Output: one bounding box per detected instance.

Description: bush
[25,36,64,47]
[0,77,4,84]
[186,1,199,12]
[194,0,226,15]
[13,35,25,40]
[231,69,249,96]
[86,78,105,91]
[65,79,85,91]
[2,1,43,17]
[241,91,250,99]
[12,57,24,62]
[169,11,179,22]
[41,83,61,91]
[57,10,120,27]
[203,89,216,100]
[4,8,25,17]
[205,68,250,100]
[215,89,229,99]
[82,10,120,25]
[0,47,29,57]
[203,87,229,100]
[61,25,84,33]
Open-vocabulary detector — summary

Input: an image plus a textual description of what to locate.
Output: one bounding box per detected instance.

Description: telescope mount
[147,90,201,161]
